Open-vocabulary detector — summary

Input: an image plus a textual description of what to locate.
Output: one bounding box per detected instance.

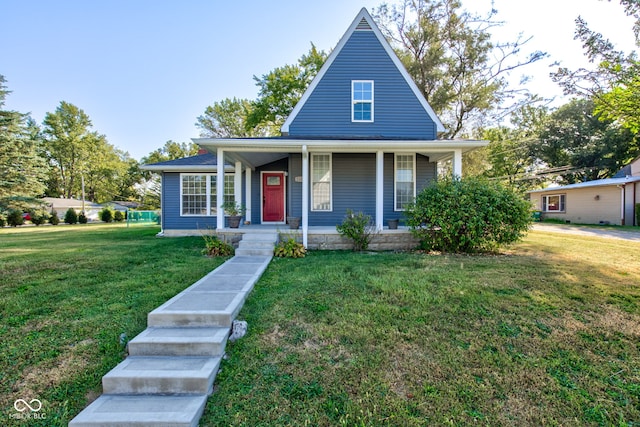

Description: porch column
[376,150,384,230]
[234,161,242,210]
[245,168,252,224]
[301,145,309,248]
[216,148,225,229]
[453,149,463,178]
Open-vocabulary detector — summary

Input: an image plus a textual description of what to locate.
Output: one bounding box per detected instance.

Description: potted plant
[287,216,301,230]
[221,202,245,228]
[387,218,399,229]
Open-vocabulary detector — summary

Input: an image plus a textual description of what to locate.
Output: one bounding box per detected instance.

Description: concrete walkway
[69,233,276,427]
[532,223,640,242]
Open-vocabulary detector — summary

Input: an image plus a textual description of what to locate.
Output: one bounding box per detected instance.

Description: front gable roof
[281,8,445,137]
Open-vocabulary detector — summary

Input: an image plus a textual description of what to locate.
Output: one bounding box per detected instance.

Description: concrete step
[240,232,278,242]
[148,291,247,328]
[68,394,207,427]
[102,356,221,395]
[127,327,229,357]
[235,248,274,256]
[237,240,275,250]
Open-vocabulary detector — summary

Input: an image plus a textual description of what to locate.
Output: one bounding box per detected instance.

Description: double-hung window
[311,153,332,211]
[181,173,234,216]
[542,194,565,212]
[395,154,415,211]
[352,80,374,122]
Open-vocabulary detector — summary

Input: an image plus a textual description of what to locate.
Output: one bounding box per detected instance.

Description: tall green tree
[552,0,640,134]
[246,44,327,133]
[196,98,267,138]
[532,98,637,184]
[42,101,136,202]
[374,0,546,138]
[0,75,48,203]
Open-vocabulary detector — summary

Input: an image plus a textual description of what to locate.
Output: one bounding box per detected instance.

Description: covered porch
[194,137,487,248]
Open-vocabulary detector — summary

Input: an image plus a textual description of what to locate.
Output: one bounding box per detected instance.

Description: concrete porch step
[239,232,278,242]
[102,356,222,395]
[237,240,275,249]
[235,248,274,256]
[68,394,207,427]
[127,327,229,357]
[148,291,247,328]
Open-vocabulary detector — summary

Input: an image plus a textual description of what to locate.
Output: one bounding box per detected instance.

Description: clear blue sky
[1,0,635,161]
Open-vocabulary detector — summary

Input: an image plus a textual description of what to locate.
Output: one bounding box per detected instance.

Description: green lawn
[0,224,226,426]
[1,225,639,426]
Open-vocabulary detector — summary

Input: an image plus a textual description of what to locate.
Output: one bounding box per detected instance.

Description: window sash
[395,154,415,211]
[181,173,234,216]
[352,80,374,122]
[311,153,332,211]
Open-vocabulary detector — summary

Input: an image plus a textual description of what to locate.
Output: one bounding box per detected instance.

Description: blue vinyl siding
[288,31,437,139]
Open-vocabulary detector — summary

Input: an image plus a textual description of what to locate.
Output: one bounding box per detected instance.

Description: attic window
[352,80,374,122]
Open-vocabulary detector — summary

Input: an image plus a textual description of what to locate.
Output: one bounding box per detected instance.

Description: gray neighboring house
[42,197,104,221]
[142,8,487,245]
[528,156,640,226]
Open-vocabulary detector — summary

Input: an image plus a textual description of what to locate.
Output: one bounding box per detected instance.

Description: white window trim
[394,153,416,212]
[310,153,333,212]
[351,80,374,123]
[542,194,566,213]
[179,173,234,217]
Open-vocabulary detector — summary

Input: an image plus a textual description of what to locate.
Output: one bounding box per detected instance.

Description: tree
[196,98,268,138]
[374,0,546,138]
[0,75,48,202]
[552,0,640,133]
[246,44,327,133]
[42,101,139,202]
[532,98,637,184]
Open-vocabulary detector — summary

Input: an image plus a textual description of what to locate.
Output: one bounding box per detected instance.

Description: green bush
[31,210,50,226]
[49,210,60,225]
[78,212,88,224]
[202,234,234,257]
[274,237,306,258]
[64,208,78,224]
[99,207,114,223]
[0,212,6,227]
[7,210,24,227]
[114,210,125,222]
[336,209,378,251]
[405,178,532,253]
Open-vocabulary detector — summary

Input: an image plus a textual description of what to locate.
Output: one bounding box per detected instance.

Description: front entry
[262,172,285,223]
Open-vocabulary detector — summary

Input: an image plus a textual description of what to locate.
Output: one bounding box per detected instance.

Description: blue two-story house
[143,8,486,247]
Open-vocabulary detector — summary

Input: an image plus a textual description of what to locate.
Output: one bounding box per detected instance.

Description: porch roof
[193,137,487,169]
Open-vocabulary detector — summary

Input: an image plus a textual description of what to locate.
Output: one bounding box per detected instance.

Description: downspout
[617,185,625,226]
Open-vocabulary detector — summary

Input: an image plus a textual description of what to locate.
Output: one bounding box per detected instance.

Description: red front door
[262,172,285,222]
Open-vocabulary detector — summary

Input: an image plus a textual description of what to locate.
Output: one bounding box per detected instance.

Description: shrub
[336,209,378,251]
[114,210,125,222]
[274,237,306,258]
[49,210,60,225]
[99,207,114,223]
[64,208,78,224]
[31,210,50,226]
[0,212,6,227]
[405,177,532,253]
[7,210,24,227]
[202,234,234,257]
[78,212,88,224]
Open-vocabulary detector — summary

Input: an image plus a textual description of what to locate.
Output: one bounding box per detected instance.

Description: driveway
[532,223,640,242]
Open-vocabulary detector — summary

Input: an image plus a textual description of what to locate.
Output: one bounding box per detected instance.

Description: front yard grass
[1,225,639,426]
[0,224,226,426]
[203,231,640,426]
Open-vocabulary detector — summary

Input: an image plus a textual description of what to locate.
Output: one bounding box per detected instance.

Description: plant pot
[228,215,242,228]
[287,216,301,230]
[387,219,399,230]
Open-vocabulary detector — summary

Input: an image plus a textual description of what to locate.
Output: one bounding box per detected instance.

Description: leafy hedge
[405,178,532,253]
